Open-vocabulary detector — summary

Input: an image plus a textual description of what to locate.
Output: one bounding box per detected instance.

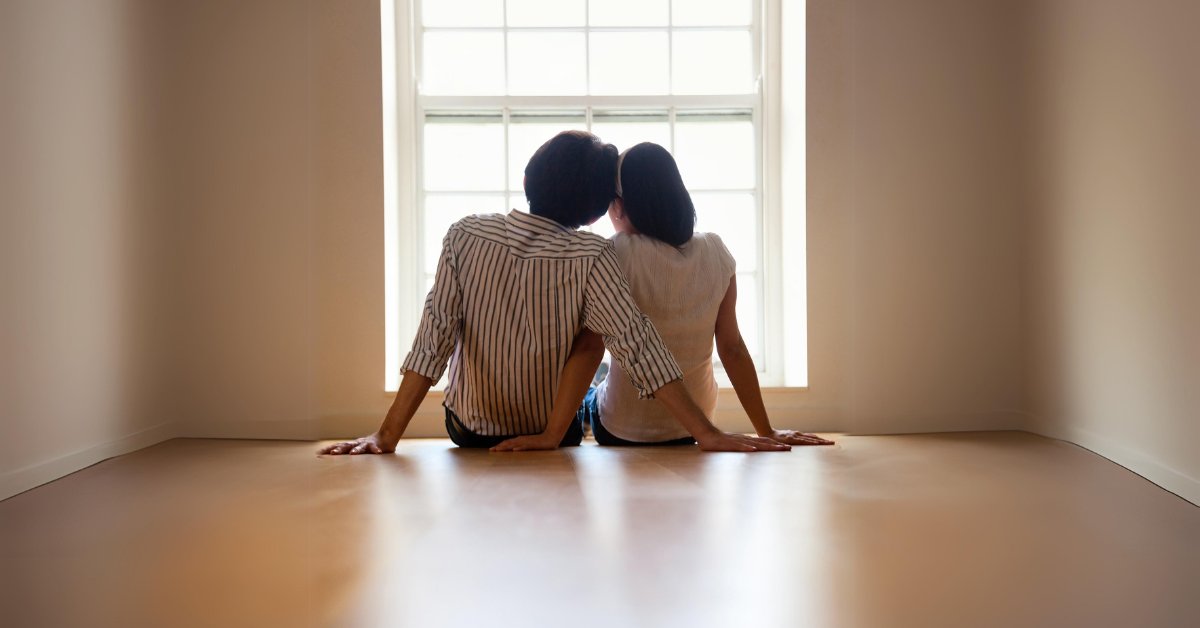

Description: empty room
[1,0,1197,627]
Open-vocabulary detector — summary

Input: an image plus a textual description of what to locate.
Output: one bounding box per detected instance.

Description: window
[383,0,806,391]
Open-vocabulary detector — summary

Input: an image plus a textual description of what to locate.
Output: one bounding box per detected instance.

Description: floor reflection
[4,435,1197,628]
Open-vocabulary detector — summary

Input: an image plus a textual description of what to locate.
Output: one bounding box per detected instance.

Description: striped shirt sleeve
[401,227,463,383]
[582,242,683,398]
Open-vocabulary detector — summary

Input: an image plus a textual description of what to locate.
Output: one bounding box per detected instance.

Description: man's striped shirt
[401,210,683,435]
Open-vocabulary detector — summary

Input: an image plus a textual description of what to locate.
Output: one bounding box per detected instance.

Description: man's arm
[319,371,433,455]
[319,228,463,456]
[491,330,605,452]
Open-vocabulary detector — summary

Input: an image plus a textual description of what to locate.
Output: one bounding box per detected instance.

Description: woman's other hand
[761,430,834,446]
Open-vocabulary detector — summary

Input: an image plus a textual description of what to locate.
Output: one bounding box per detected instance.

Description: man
[320,131,788,455]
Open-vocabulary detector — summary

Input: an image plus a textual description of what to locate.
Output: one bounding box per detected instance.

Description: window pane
[589,32,669,96]
[421,0,503,27]
[506,0,585,26]
[692,192,757,272]
[591,111,670,153]
[507,32,587,95]
[734,272,762,362]
[590,0,668,27]
[507,112,588,190]
[422,32,505,95]
[671,31,753,94]
[423,118,505,190]
[673,114,755,189]
[423,194,507,270]
[671,0,751,26]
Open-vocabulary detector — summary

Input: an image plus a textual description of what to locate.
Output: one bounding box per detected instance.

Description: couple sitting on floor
[320,131,832,455]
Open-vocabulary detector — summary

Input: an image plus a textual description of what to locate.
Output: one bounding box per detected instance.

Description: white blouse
[596,231,737,442]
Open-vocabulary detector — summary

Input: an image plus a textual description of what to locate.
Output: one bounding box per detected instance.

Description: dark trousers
[444,407,584,449]
[578,387,697,447]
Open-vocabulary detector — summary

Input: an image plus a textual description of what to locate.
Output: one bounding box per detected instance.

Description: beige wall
[806,0,1029,434]
[151,0,393,439]
[1025,0,1200,502]
[0,0,175,498]
[159,0,321,439]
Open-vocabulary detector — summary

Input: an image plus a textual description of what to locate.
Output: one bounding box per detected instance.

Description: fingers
[491,437,536,452]
[318,439,384,456]
[701,435,781,452]
[772,431,834,446]
[490,439,519,452]
[318,442,347,456]
[701,435,789,452]
[349,441,387,455]
[795,433,834,446]
[702,440,756,452]
[745,436,791,451]
[492,436,558,452]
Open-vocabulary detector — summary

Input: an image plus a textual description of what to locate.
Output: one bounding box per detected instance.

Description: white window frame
[382,0,805,391]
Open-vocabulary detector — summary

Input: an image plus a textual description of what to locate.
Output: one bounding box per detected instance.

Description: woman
[494,143,831,450]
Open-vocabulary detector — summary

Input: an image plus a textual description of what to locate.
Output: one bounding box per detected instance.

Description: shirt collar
[507,209,574,235]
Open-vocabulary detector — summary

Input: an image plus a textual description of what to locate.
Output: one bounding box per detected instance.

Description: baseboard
[1031,426,1200,507]
[181,419,318,441]
[845,410,1027,436]
[0,421,180,502]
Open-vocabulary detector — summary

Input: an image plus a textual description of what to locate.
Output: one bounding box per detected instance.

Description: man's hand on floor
[490,434,561,452]
[318,432,396,456]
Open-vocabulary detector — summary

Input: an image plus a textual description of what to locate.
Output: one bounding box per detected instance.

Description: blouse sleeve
[708,233,737,279]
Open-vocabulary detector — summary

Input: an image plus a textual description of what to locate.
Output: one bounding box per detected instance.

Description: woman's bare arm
[714,277,833,447]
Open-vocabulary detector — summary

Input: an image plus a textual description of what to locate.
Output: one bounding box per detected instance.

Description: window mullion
[502,0,509,95]
[502,107,511,209]
[584,0,591,95]
[668,106,676,153]
[667,0,674,96]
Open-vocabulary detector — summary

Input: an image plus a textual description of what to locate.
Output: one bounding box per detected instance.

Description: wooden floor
[1,432,1197,628]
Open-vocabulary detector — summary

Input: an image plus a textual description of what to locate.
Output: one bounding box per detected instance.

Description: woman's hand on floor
[490,434,560,452]
[696,432,792,452]
[318,432,396,456]
[761,430,834,446]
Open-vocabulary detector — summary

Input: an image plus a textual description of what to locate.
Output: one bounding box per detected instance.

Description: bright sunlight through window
[383,0,806,391]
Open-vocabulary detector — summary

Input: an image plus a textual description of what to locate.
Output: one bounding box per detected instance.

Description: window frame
[383,0,800,391]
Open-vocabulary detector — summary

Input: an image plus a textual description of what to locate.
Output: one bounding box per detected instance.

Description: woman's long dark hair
[618,142,696,247]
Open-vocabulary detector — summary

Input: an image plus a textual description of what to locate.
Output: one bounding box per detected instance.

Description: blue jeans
[578,387,697,447]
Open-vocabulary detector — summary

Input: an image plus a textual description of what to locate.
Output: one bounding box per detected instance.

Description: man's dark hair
[524,130,619,228]
[618,142,696,247]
